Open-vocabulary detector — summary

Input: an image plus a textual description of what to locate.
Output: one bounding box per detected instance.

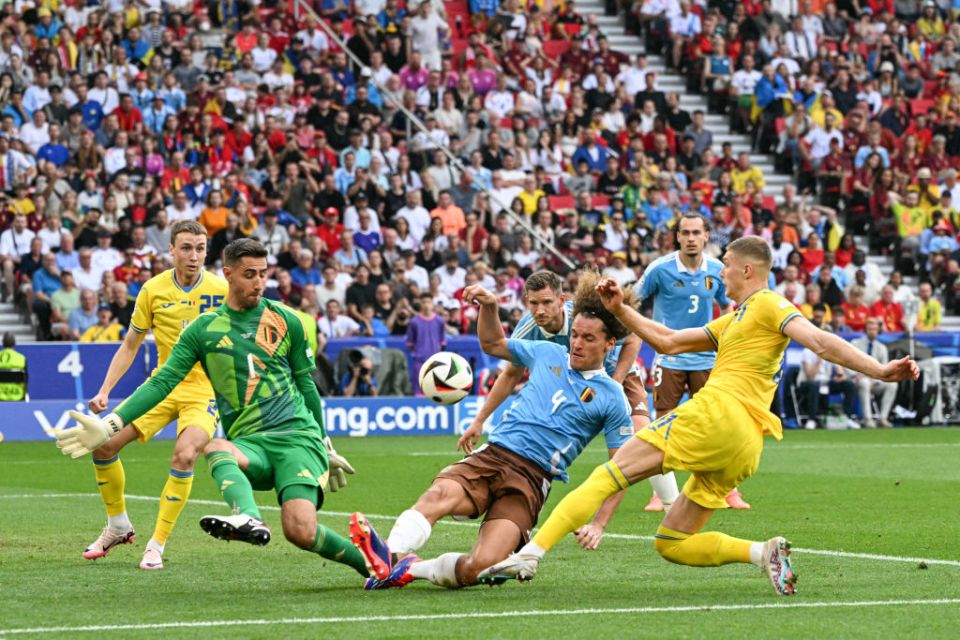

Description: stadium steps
[579,0,779,193]
[0,302,34,343]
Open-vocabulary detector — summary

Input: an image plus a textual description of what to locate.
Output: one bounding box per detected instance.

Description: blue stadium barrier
[0,396,505,442]
[11,331,959,403]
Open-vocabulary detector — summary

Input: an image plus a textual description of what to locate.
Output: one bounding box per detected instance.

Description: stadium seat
[562,23,582,37]
[591,195,610,209]
[910,98,935,116]
[549,195,575,211]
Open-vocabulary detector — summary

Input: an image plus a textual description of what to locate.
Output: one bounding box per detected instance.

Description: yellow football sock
[152,469,194,546]
[654,525,752,567]
[93,455,126,517]
[532,461,629,552]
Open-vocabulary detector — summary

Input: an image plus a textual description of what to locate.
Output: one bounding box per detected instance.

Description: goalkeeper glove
[55,411,125,459]
[323,436,355,492]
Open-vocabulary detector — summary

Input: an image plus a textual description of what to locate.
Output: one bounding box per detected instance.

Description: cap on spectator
[934,134,948,143]
[264,209,278,216]
[918,167,933,180]
[49,84,61,93]
[360,68,372,78]
[444,252,459,263]
[324,207,339,217]
[135,72,147,81]
[612,251,626,261]
[879,62,895,73]
[97,303,110,312]
[354,192,368,201]
[97,228,113,238]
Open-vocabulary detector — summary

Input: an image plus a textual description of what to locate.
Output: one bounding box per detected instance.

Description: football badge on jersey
[673,279,684,288]
[580,387,595,403]
[705,276,713,290]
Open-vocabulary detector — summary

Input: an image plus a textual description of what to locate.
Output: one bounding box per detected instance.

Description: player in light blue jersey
[634,214,749,510]
[347,282,635,590]
[459,270,677,550]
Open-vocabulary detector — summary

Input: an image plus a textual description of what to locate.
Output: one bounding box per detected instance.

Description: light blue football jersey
[488,340,633,482]
[634,251,730,371]
[512,300,632,376]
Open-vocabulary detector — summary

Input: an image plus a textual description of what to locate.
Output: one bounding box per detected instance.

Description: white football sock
[147,539,165,555]
[749,542,765,568]
[648,472,680,506]
[410,552,463,589]
[108,512,132,532]
[385,509,432,555]
[519,542,546,558]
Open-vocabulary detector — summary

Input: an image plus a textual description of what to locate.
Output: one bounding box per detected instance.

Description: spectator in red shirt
[869,285,905,332]
[112,94,143,132]
[315,207,344,259]
[842,285,871,332]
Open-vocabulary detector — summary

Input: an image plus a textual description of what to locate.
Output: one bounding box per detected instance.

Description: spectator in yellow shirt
[916,281,942,331]
[79,305,125,342]
[918,2,946,42]
[730,152,765,193]
[517,175,545,216]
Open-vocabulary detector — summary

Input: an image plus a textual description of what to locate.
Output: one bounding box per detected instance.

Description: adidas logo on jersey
[216,335,233,350]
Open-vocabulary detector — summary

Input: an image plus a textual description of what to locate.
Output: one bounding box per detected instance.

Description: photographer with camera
[341,356,378,398]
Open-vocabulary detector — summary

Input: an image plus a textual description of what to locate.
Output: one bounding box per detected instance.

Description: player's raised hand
[595,277,624,311]
[574,523,605,550]
[462,284,498,307]
[877,355,920,383]
[55,411,124,459]
[323,436,355,492]
[457,420,483,454]
[88,392,109,414]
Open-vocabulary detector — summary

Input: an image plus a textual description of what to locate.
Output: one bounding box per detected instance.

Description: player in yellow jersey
[81,220,228,570]
[479,237,920,595]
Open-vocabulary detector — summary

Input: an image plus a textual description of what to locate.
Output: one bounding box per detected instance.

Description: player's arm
[457,363,525,454]
[598,278,715,355]
[88,327,147,413]
[462,284,511,361]
[782,316,919,383]
[55,321,202,459]
[611,334,640,383]
[576,447,628,551]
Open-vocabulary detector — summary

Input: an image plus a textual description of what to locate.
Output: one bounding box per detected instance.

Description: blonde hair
[727,236,773,271]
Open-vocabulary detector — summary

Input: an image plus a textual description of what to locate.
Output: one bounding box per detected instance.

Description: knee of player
[654,535,683,564]
[203,439,231,456]
[281,519,315,549]
[171,443,202,470]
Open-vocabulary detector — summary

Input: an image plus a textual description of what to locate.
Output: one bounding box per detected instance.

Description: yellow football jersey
[702,289,802,440]
[80,323,124,342]
[130,269,228,387]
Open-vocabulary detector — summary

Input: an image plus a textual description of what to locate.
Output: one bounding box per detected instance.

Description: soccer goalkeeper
[55,239,368,577]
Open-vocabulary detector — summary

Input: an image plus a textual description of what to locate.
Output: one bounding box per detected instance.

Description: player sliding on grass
[349,276,636,589]
[55,239,367,577]
[79,220,227,570]
[478,236,920,596]
[460,270,679,549]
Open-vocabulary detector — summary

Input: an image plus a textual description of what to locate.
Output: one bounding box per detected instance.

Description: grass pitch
[2,428,960,639]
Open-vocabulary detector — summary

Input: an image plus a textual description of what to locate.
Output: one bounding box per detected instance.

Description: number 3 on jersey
[688,295,699,314]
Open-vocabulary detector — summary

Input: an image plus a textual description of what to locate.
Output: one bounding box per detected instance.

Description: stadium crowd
[0,0,953,385]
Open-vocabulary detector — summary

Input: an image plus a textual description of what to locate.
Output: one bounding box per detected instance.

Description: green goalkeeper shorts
[234,430,330,508]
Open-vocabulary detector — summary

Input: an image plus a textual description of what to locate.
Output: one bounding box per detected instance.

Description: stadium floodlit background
[2,0,960,637]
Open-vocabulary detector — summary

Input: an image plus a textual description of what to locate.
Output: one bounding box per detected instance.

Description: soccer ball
[419,352,473,405]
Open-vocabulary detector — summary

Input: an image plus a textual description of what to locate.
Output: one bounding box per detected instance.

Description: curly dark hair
[571,268,636,341]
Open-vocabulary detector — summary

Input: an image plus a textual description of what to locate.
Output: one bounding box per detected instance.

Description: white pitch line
[3,492,960,568]
[405,442,960,457]
[3,599,960,636]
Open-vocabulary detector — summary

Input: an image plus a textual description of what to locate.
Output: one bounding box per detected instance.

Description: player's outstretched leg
[85,427,139,560]
[350,512,394,579]
[142,426,209,569]
[280,491,369,578]
[201,445,271,545]
[653,496,797,596]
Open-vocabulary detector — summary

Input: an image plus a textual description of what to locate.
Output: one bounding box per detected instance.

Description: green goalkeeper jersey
[115,298,326,440]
